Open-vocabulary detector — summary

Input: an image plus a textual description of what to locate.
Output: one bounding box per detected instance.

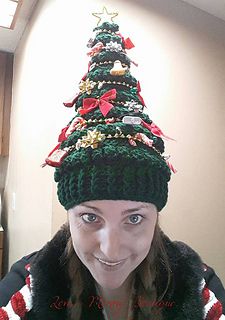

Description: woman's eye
[80,213,143,225]
[81,213,98,223]
[128,214,143,225]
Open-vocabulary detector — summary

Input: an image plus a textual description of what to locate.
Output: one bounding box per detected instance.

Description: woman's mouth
[94,256,127,271]
[97,258,124,266]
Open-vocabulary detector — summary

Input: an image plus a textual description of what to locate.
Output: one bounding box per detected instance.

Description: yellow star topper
[92,6,118,26]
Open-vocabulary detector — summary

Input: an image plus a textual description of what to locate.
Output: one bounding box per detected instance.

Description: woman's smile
[95,256,127,271]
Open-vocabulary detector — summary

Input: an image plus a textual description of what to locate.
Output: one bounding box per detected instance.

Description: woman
[0,20,224,320]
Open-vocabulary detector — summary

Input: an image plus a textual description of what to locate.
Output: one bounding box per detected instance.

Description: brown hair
[65,218,172,320]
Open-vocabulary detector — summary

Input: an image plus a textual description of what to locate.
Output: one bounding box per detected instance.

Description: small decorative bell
[110,60,128,76]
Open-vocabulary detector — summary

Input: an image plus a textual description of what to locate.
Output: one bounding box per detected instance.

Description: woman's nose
[99,227,122,260]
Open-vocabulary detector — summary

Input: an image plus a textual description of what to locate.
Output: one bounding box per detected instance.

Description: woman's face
[68,200,157,290]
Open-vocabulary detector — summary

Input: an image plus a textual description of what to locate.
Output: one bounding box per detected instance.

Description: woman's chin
[95,277,125,290]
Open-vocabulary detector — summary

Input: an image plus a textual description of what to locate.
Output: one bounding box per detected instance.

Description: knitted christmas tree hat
[44,14,176,212]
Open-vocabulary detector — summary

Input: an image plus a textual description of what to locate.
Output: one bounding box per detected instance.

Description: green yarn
[88,67,136,86]
[57,161,170,212]
[91,50,131,67]
[56,136,171,212]
[93,22,119,33]
[54,21,172,212]
[94,34,121,45]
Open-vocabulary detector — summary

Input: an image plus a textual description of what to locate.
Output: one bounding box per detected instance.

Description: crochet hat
[43,13,175,212]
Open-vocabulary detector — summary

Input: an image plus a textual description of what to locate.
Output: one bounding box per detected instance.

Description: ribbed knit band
[55,143,171,212]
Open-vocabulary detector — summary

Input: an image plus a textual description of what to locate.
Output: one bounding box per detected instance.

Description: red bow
[141,121,175,141]
[79,89,117,117]
[137,81,146,107]
[58,126,69,142]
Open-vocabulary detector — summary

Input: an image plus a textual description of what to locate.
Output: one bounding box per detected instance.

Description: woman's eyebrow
[77,204,149,215]
[121,206,149,215]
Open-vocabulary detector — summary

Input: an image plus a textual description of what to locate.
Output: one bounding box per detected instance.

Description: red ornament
[43,117,87,168]
[63,93,80,108]
[45,149,69,168]
[117,33,135,49]
[124,37,135,49]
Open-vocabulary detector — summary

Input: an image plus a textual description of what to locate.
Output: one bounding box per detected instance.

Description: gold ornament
[79,78,96,95]
[92,6,118,26]
[76,129,106,149]
[110,60,128,76]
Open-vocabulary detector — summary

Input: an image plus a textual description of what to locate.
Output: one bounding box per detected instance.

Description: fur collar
[28,224,204,320]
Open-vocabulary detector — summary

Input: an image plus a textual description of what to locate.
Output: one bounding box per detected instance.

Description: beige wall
[2,0,225,283]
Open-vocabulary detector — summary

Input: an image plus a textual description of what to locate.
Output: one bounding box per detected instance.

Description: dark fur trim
[29,224,70,320]
[27,226,204,320]
[161,234,204,319]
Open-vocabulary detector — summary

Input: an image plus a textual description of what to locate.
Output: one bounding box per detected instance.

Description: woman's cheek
[134,228,155,248]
